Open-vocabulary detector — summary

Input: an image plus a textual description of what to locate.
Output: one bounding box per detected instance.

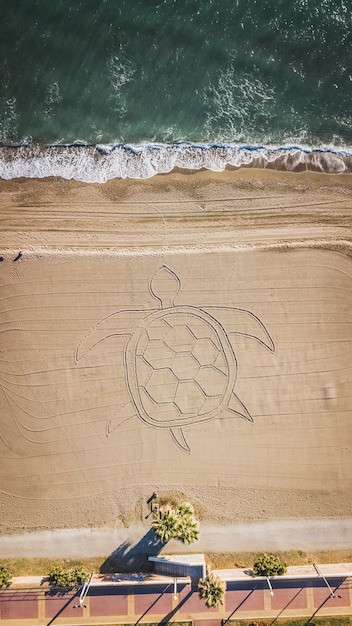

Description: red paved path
[0,572,351,625]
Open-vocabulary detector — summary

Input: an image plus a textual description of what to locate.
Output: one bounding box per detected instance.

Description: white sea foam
[205,66,277,143]
[0,143,351,182]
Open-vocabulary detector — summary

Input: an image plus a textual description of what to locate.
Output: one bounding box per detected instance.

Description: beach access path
[1,564,352,626]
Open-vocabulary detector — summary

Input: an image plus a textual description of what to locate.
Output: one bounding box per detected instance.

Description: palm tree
[176,502,195,518]
[152,500,200,545]
[152,508,179,543]
[177,517,200,545]
[198,571,226,608]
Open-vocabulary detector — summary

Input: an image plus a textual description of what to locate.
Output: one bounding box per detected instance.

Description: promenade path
[1,519,352,558]
[1,564,351,626]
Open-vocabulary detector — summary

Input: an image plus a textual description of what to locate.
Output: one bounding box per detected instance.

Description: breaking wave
[0,143,351,182]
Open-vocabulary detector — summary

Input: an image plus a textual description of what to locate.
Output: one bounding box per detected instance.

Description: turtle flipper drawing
[75,265,275,453]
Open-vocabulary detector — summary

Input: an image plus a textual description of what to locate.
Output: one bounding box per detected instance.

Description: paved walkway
[1,564,351,625]
[1,519,352,558]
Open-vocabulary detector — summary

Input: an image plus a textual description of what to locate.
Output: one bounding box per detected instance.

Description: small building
[148,553,206,579]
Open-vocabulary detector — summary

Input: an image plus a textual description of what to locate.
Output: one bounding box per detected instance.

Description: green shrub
[70,565,89,585]
[48,565,89,588]
[0,566,12,587]
[252,553,287,577]
[198,571,226,607]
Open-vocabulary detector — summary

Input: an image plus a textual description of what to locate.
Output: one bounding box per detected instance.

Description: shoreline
[0,144,352,182]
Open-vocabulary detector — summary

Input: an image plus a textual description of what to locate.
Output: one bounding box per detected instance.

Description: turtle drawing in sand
[75,265,275,453]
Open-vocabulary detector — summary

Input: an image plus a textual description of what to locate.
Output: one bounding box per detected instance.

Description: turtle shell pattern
[125,306,237,429]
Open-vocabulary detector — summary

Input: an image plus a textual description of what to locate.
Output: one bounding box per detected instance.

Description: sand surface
[0,168,351,537]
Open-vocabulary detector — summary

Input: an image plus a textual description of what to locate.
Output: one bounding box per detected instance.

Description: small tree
[253,554,287,577]
[48,565,89,588]
[0,566,12,587]
[198,571,226,608]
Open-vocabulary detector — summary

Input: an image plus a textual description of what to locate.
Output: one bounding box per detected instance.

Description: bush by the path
[0,566,12,587]
[48,565,89,588]
[252,553,287,577]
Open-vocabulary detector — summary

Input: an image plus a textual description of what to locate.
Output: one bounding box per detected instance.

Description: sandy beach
[0,168,351,537]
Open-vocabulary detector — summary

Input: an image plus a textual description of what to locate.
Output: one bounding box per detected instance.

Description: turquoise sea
[0,0,351,180]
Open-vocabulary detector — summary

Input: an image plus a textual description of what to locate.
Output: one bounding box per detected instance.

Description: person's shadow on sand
[100,529,164,573]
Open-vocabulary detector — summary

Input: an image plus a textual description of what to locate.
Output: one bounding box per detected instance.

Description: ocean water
[0,0,351,180]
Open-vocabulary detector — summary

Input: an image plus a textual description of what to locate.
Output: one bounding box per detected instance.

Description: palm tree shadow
[100,529,165,573]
